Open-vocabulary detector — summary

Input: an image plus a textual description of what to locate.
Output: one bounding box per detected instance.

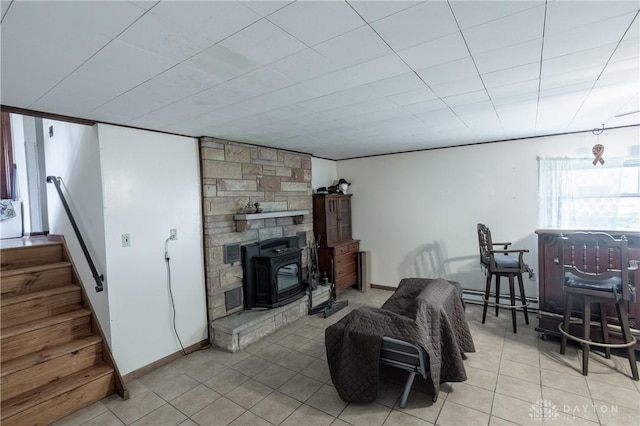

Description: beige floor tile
[130,404,187,425]
[79,411,125,426]
[225,379,273,409]
[107,391,166,425]
[52,401,108,425]
[281,404,336,426]
[276,350,316,372]
[540,368,590,397]
[495,374,542,403]
[279,373,324,402]
[184,359,229,383]
[445,382,494,414]
[464,352,501,373]
[170,384,221,417]
[464,366,498,392]
[394,390,444,424]
[585,355,639,389]
[125,380,151,399]
[178,420,197,426]
[298,340,327,358]
[228,411,271,426]
[593,399,640,426]
[277,333,314,351]
[491,393,543,426]
[306,384,349,417]
[169,351,208,373]
[587,379,640,411]
[552,412,600,425]
[330,419,353,426]
[151,373,199,401]
[243,339,272,355]
[138,364,183,390]
[339,402,391,426]
[375,380,404,408]
[203,369,249,395]
[231,355,273,377]
[190,397,246,426]
[201,349,250,367]
[295,324,326,340]
[501,345,540,368]
[249,391,301,424]
[499,359,541,385]
[436,400,489,426]
[253,363,297,389]
[302,358,332,383]
[264,327,295,343]
[383,410,433,426]
[541,386,599,422]
[488,416,519,425]
[254,343,293,363]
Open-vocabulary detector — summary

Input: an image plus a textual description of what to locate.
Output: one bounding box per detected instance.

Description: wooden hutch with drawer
[313,194,359,293]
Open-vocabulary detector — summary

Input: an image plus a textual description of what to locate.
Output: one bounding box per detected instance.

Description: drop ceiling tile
[473,38,543,74]
[543,12,637,59]
[185,44,261,81]
[596,57,640,87]
[402,98,448,115]
[487,79,539,102]
[346,1,420,23]
[416,57,479,86]
[149,1,261,43]
[371,1,459,50]
[442,89,490,107]
[491,90,539,107]
[540,65,601,91]
[313,26,393,68]
[298,86,380,112]
[398,33,469,70]
[304,70,367,95]
[344,54,411,85]
[242,1,293,17]
[144,63,226,97]
[388,88,438,106]
[270,48,340,82]
[87,39,177,79]
[449,1,544,30]
[118,12,213,62]
[610,37,640,63]
[482,62,540,88]
[464,6,545,55]
[414,108,459,123]
[1,0,12,21]
[430,75,485,98]
[218,19,307,65]
[30,90,105,118]
[367,72,425,97]
[450,100,495,116]
[268,1,364,46]
[231,67,297,95]
[544,1,640,36]
[541,44,616,77]
[87,89,170,123]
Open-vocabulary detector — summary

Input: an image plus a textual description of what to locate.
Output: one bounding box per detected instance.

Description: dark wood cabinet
[313,194,359,293]
[535,229,640,349]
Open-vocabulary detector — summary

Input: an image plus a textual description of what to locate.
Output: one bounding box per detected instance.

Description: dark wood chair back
[559,231,632,302]
[477,223,527,273]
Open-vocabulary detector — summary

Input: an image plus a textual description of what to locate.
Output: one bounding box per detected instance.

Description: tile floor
[54,288,640,426]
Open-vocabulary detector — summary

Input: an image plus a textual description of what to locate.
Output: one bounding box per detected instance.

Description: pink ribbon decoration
[592,144,605,165]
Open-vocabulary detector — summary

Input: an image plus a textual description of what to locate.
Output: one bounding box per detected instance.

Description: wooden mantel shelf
[234,210,310,232]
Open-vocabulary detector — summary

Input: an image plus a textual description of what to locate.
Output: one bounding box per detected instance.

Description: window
[538,157,640,230]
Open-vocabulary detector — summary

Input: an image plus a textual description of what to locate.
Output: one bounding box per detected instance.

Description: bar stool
[477,224,530,333]
[558,232,638,380]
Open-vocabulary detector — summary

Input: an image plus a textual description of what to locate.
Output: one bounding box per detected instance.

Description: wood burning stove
[242,237,305,309]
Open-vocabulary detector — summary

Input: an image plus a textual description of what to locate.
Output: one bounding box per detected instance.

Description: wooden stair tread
[1,285,79,307]
[1,335,102,377]
[0,261,71,278]
[0,241,62,253]
[1,363,114,420]
[1,309,91,339]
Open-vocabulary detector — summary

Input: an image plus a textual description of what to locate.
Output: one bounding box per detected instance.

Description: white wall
[98,124,206,375]
[10,114,28,231]
[311,157,337,190]
[43,119,111,343]
[337,126,639,299]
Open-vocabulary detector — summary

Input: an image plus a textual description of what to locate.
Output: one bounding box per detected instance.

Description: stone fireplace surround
[199,137,314,342]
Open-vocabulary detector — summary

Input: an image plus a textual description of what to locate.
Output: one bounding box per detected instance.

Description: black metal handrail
[46,176,104,292]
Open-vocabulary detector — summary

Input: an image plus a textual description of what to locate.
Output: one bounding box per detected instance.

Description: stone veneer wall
[199,137,313,323]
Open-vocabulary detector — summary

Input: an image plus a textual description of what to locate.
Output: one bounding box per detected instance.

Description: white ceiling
[1,1,639,160]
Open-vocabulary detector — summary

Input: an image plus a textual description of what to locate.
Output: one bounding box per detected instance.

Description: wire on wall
[165,237,187,355]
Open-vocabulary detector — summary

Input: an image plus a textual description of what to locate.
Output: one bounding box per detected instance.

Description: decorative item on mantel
[234,209,311,232]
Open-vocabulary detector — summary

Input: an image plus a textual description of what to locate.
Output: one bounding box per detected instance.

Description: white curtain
[538,157,626,229]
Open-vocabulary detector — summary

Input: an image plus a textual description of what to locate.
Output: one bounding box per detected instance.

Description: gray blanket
[325,278,475,403]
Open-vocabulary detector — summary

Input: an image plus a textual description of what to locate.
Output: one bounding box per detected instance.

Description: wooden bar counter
[535,228,640,349]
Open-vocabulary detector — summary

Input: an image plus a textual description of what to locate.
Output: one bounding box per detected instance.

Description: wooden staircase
[1,238,126,425]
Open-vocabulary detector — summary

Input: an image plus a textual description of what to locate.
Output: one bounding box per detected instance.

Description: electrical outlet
[122,233,131,247]
[170,229,178,240]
